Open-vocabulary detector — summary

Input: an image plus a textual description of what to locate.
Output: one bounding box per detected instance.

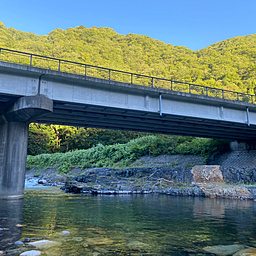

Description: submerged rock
[29,240,60,250]
[203,244,246,256]
[62,231,70,235]
[20,251,41,256]
[83,237,114,246]
[14,241,23,246]
[24,238,30,243]
[233,247,256,256]
[126,240,148,248]
[29,240,52,247]
[72,237,83,242]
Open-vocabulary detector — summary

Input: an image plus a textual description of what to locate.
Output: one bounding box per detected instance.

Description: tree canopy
[1,21,256,93]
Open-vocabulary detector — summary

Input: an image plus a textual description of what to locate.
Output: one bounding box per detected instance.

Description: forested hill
[0,21,256,94]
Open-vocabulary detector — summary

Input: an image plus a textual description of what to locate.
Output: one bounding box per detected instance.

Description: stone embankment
[25,153,256,200]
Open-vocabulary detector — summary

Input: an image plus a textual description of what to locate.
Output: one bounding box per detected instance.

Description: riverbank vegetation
[26,135,229,174]
[27,123,148,155]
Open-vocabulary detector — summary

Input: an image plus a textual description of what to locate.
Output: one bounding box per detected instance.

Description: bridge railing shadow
[0,47,255,104]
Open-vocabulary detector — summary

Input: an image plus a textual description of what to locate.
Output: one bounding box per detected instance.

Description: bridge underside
[2,94,256,141]
[32,100,256,141]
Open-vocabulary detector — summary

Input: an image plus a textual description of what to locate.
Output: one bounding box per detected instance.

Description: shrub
[26,135,230,173]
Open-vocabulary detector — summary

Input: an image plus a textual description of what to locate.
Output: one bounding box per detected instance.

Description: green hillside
[1,21,256,93]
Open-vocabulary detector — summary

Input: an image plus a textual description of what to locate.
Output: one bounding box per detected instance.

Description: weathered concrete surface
[2,95,53,123]
[0,95,53,199]
[0,122,28,199]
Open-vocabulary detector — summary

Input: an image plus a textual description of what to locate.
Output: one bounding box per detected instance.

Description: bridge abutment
[0,95,53,199]
[230,140,256,151]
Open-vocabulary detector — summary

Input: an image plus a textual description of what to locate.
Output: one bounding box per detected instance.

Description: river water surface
[1,187,256,255]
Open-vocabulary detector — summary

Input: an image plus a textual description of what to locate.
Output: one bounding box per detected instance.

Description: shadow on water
[0,198,24,250]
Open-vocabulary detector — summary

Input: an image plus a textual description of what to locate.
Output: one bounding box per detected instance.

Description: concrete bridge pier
[230,140,256,151]
[0,95,53,199]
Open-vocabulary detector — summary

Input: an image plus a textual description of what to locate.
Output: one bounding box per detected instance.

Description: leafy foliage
[26,135,230,173]
[28,123,147,155]
[0,21,256,94]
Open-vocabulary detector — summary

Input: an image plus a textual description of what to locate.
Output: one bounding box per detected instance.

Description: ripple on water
[1,188,256,255]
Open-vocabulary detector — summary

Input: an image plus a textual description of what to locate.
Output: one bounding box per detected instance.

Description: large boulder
[192,165,224,183]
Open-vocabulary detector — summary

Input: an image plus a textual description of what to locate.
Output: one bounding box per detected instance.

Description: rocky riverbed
[25,154,256,200]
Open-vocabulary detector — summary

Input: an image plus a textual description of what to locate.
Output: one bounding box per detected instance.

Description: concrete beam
[0,95,53,199]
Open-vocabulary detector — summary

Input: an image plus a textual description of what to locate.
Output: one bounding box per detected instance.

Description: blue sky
[0,0,255,50]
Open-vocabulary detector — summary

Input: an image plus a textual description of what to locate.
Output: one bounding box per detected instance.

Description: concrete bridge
[1,48,256,199]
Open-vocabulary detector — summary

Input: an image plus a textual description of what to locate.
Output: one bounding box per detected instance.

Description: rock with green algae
[83,237,114,246]
[72,237,83,242]
[233,247,256,256]
[203,244,246,256]
[126,240,148,248]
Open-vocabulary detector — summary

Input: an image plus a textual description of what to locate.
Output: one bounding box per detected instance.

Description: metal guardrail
[0,47,255,104]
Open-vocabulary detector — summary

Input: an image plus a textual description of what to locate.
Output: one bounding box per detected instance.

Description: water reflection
[1,188,256,255]
[0,198,23,250]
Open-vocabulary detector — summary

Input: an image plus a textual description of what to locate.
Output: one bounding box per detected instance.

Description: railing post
[252,95,254,104]
[85,65,87,76]
[131,74,133,84]
[171,80,173,91]
[0,48,1,60]
[237,93,239,101]
[189,84,191,94]
[109,69,111,81]
[159,93,162,116]
[222,90,225,99]
[58,60,61,72]
[206,87,208,96]
[30,54,33,66]
[152,77,154,88]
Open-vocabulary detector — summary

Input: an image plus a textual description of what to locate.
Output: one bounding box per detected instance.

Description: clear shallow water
[1,188,256,255]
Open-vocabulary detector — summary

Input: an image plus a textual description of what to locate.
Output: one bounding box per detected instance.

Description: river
[1,187,256,255]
